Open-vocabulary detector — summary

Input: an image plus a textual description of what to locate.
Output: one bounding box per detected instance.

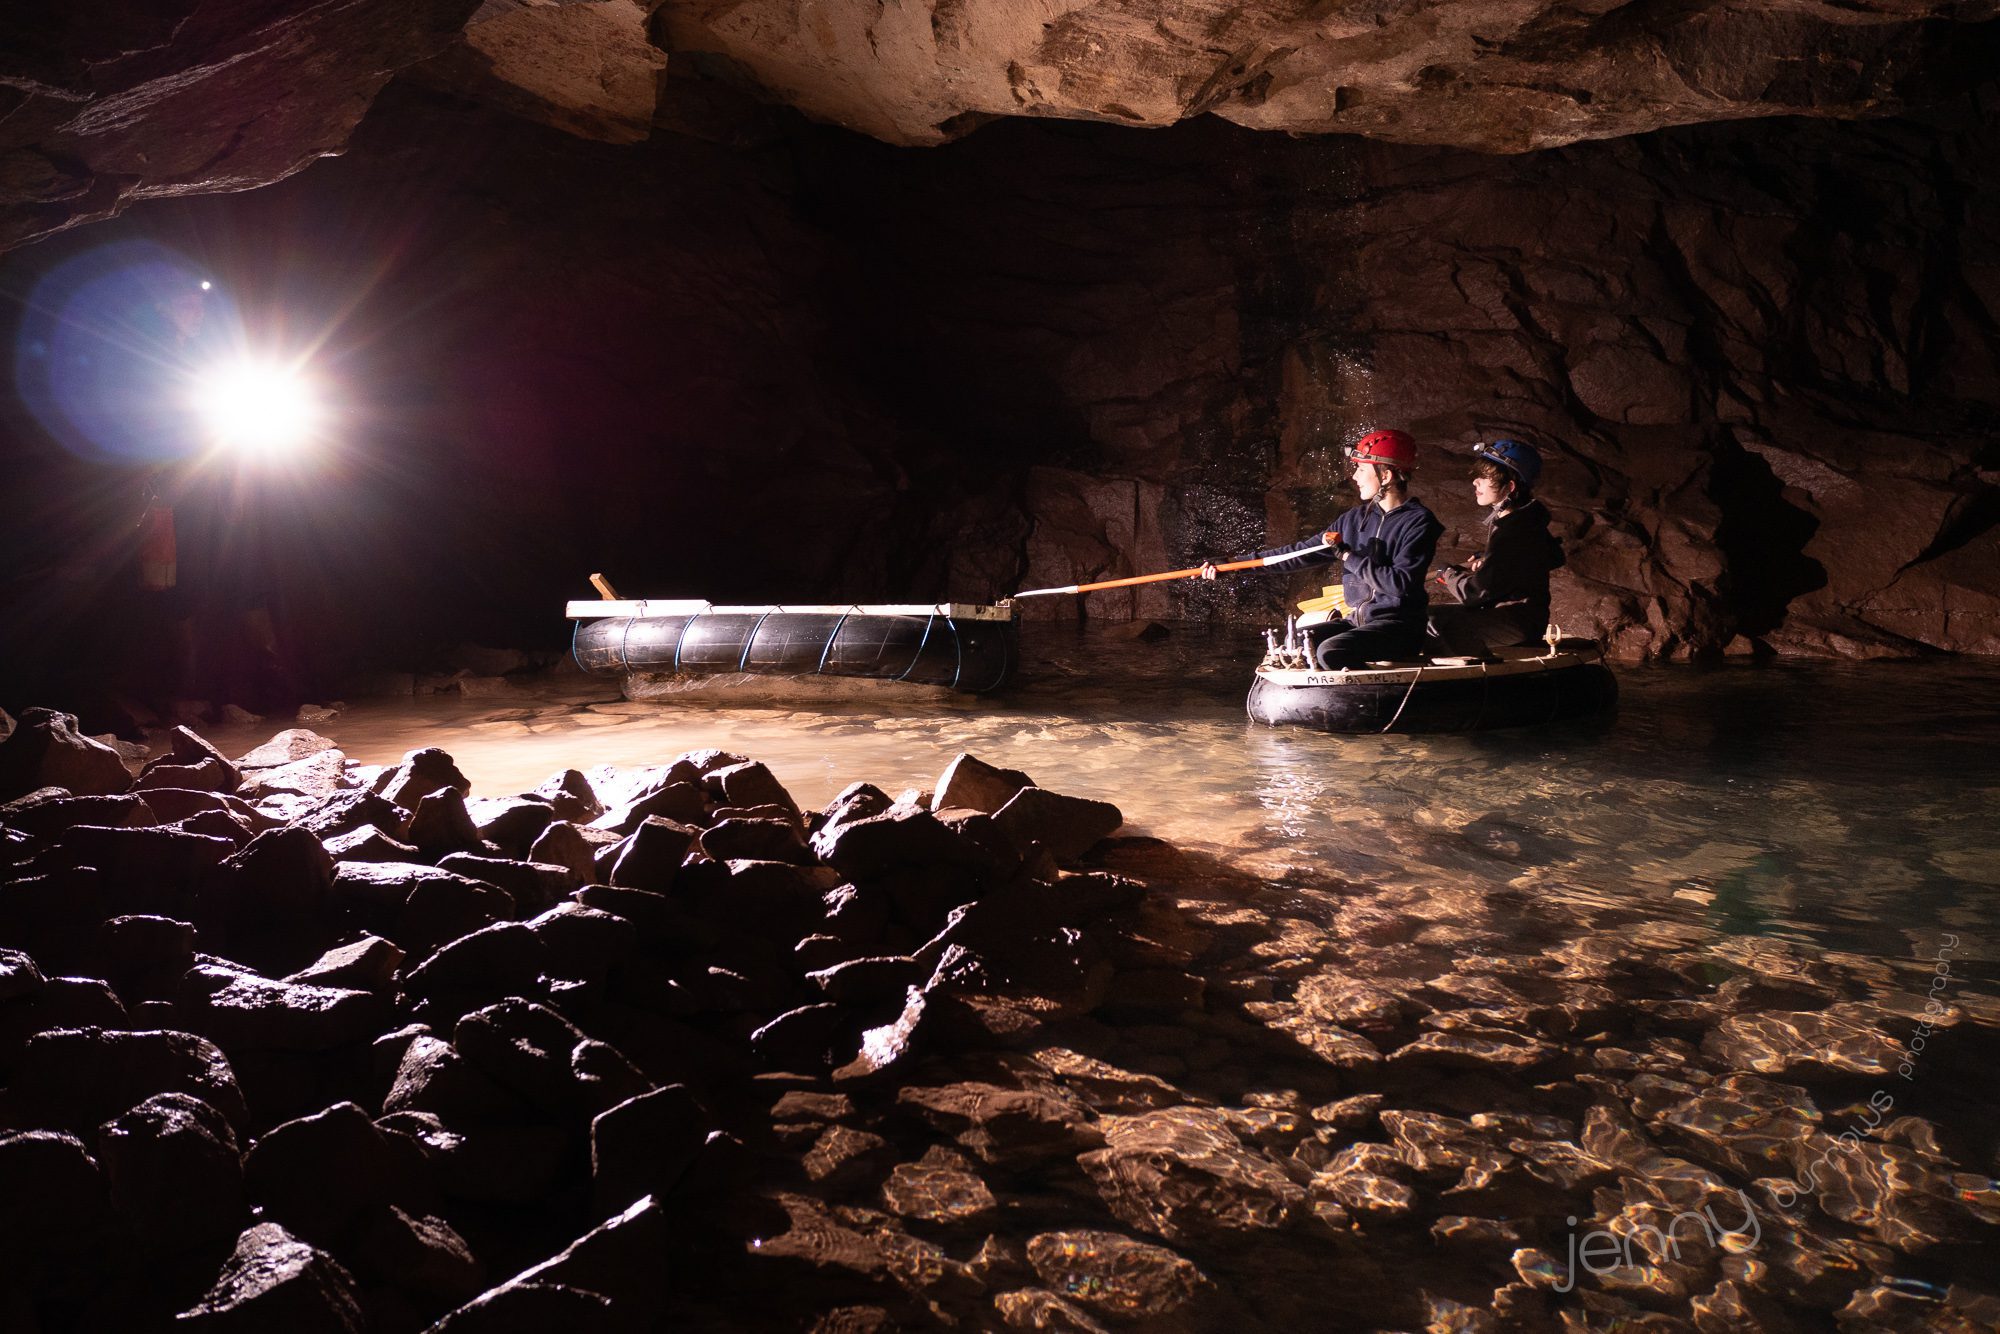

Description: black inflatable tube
[572,610,1016,694]
[1247,659,1617,733]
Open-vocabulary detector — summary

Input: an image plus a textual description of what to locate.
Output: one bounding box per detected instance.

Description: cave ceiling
[3,0,1995,248]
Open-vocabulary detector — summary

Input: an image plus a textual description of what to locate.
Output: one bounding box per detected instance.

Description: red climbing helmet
[1346,427,1417,472]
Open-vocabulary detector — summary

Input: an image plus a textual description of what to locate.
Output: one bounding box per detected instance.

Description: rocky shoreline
[2,706,1998,1331]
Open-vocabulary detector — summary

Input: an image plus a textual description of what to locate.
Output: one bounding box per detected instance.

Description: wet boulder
[198,827,339,971]
[991,787,1122,864]
[526,820,606,886]
[9,1027,247,1136]
[381,1037,535,1124]
[243,1101,436,1242]
[28,826,230,919]
[800,1123,897,1193]
[176,1221,365,1333]
[377,1110,569,1205]
[286,936,405,992]
[137,787,275,832]
[750,1002,869,1072]
[809,804,996,880]
[454,998,651,1122]
[439,852,580,914]
[531,768,603,823]
[605,816,699,892]
[1386,1029,1559,1072]
[2,976,129,1061]
[0,708,132,801]
[381,748,472,810]
[1310,1144,1418,1219]
[1294,971,1413,1035]
[678,858,842,943]
[806,955,927,1006]
[699,816,812,864]
[236,730,338,769]
[931,753,1033,815]
[591,1083,713,1216]
[236,749,350,804]
[134,755,238,795]
[407,788,486,860]
[93,914,197,1005]
[466,796,557,859]
[991,1289,1110,1331]
[402,922,549,1005]
[703,760,798,817]
[294,789,407,841]
[322,824,421,863]
[0,945,46,1001]
[332,858,497,913]
[396,876,518,959]
[526,902,637,986]
[590,782,707,837]
[94,1092,245,1252]
[819,782,894,833]
[177,962,387,1052]
[1,790,151,838]
[347,1206,486,1310]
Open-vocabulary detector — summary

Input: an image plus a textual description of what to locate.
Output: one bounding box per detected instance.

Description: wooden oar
[1011,540,1334,599]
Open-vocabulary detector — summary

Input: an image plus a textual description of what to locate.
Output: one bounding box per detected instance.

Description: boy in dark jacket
[1429,439,1564,655]
[1203,427,1444,668]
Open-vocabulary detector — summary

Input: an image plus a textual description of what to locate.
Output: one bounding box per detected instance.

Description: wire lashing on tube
[817,608,855,677]
[740,608,776,673]
[896,613,938,683]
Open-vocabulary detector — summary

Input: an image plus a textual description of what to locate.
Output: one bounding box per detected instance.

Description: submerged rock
[1078,1107,1305,1245]
[1024,1229,1209,1323]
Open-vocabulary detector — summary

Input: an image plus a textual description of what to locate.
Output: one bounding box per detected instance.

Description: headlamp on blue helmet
[1473,438,1541,492]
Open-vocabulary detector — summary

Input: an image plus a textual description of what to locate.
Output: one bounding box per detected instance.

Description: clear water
[200,624,2000,974]
[183,622,2000,1317]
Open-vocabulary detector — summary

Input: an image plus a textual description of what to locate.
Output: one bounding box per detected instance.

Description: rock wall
[796,96,2000,657]
[4,81,1996,677]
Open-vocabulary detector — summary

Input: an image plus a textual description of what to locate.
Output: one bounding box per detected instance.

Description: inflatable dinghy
[1247,639,1616,733]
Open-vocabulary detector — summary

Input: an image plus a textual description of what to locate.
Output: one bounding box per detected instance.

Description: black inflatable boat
[1247,640,1617,734]
[568,599,1017,694]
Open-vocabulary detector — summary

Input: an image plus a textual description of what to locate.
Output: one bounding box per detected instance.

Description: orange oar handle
[1010,541,1333,599]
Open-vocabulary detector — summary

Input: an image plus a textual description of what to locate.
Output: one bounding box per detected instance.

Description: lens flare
[192,358,321,455]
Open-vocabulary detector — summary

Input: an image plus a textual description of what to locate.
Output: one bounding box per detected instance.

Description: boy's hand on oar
[1199,561,1219,581]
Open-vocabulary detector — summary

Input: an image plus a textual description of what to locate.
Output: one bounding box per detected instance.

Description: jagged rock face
[0,0,482,249]
[5,1,1997,252]
[662,0,1997,150]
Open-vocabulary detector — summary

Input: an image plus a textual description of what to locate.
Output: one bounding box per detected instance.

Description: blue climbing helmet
[1473,438,1542,491]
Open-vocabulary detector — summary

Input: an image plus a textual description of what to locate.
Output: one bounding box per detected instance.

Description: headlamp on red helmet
[1345,427,1417,472]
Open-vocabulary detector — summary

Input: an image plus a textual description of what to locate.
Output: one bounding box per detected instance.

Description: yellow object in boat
[1297,584,1349,616]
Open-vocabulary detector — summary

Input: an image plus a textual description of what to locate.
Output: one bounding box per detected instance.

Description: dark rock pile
[5,704,2000,1331]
